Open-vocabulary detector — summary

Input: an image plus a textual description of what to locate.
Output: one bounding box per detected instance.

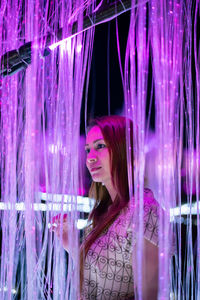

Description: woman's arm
[142,238,159,299]
[133,238,159,300]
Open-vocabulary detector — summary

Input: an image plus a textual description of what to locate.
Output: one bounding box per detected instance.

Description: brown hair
[80,115,134,291]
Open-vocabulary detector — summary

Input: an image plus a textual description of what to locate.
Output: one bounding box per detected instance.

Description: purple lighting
[0,0,199,299]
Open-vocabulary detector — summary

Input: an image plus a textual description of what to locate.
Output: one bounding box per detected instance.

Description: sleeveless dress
[82,190,159,300]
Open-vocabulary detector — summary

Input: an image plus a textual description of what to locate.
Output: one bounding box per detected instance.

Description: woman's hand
[51,214,70,251]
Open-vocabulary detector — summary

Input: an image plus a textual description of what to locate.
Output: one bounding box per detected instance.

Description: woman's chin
[92,175,102,182]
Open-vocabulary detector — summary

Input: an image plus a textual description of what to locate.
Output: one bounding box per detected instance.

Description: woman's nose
[87,151,97,163]
[87,156,97,163]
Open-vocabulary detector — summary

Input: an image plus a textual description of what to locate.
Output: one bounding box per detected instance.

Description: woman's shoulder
[125,188,159,213]
[143,188,159,215]
[119,189,159,227]
[124,188,160,246]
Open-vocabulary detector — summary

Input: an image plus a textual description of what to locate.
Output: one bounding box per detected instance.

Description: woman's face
[85,126,112,185]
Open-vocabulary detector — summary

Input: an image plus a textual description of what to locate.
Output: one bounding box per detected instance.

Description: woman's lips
[90,166,101,173]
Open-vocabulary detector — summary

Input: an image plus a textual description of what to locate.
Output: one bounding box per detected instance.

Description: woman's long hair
[80,115,134,290]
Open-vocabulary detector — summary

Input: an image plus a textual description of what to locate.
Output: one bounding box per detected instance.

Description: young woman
[53,115,159,299]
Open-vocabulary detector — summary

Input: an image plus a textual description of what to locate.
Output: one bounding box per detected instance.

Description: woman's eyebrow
[85,138,104,146]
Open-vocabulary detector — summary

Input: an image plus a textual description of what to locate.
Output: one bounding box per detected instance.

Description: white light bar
[38,192,91,203]
[0,202,65,211]
[48,1,132,51]
[0,202,89,229]
[0,201,94,213]
[0,195,199,219]
[39,192,95,213]
[170,201,200,216]
[0,193,95,213]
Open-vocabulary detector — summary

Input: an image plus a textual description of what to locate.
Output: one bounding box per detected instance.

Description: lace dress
[82,190,159,300]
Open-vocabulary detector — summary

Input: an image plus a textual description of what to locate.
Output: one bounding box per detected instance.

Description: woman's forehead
[86,126,104,144]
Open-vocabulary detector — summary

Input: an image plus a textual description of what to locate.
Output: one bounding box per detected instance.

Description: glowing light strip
[170,202,200,216]
[0,202,93,213]
[0,197,199,216]
[39,192,94,212]
[49,33,81,50]
[38,192,93,204]
[48,0,134,51]
[0,193,94,213]
[0,201,89,229]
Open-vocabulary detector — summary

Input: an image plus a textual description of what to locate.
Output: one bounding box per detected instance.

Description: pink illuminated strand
[0,1,199,299]
[0,1,21,298]
[0,0,94,299]
[107,23,111,115]
[183,2,197,299]
[124,0,199,299]
[194,1,200,298]
[115,18,125,92]
[149,1,186,298]
[125,1,149,298]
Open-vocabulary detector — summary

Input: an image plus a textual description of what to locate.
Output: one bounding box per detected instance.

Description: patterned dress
[82,190,159,300]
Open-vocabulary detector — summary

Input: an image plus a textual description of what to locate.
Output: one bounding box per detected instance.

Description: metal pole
[0,0,132,77]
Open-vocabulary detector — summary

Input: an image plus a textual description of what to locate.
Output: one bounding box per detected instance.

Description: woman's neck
[104,181,117,202]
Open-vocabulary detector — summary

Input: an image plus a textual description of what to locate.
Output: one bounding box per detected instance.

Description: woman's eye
[85,148,90,154]
[96,143,106,149]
